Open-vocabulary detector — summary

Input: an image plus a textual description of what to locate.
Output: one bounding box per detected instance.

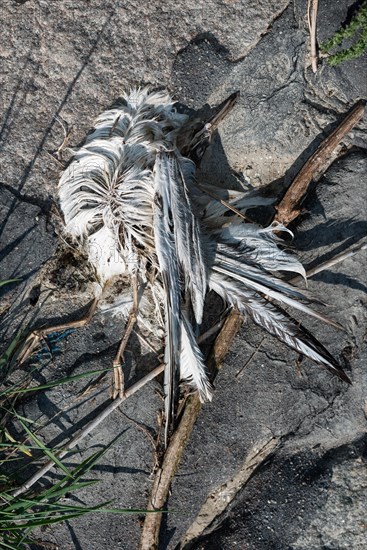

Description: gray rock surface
[192,439,367,550]
[1,1,366,549]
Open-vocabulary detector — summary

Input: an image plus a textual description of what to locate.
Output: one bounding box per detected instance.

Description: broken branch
[180,437,279,547]
[275,100,365,226]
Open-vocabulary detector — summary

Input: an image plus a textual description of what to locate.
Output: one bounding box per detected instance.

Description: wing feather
[156,151,207,323]
[154,150,210,440]
[210,271,351,384]
[153,161,181,442]
[180,314,213,402]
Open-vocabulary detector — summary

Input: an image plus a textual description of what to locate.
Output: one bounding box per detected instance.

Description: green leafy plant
[320,1,367,66]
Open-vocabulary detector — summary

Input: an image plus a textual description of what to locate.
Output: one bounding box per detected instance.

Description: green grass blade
[0,367,112,396]
[0,279,21,288]
[70,432,126,479]
[17,418,72,478]
[0,538,23,549]
[0,331,24,372]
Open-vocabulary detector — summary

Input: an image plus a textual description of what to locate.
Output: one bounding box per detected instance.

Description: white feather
[155,151,207,324]
[217,222,307,281]
[180,315,213,402]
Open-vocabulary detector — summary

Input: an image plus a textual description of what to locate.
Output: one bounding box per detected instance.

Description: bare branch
[139,311,242,550]
[275,100,365,227]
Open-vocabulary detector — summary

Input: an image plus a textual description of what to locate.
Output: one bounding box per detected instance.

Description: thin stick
[308,0,319,73]
[290,241,367,285]
[10,363,164,498]
[197,308,230,344]
[275,100,365,226]
[235,337,265,379]
[197,184,251,222]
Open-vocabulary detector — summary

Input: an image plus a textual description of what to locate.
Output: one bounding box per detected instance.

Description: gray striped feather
[210,272,351,384]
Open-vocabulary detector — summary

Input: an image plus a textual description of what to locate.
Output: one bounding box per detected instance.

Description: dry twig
[10,363,164,498]
[235,336,265,379]
[275,100,365,226]
[290,241,367,285]
[308,0,319,72]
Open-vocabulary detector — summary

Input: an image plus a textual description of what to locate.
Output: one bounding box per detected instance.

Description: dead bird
[17,87,351,442]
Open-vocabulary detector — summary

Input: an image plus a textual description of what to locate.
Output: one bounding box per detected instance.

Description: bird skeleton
[17,87,351,444]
